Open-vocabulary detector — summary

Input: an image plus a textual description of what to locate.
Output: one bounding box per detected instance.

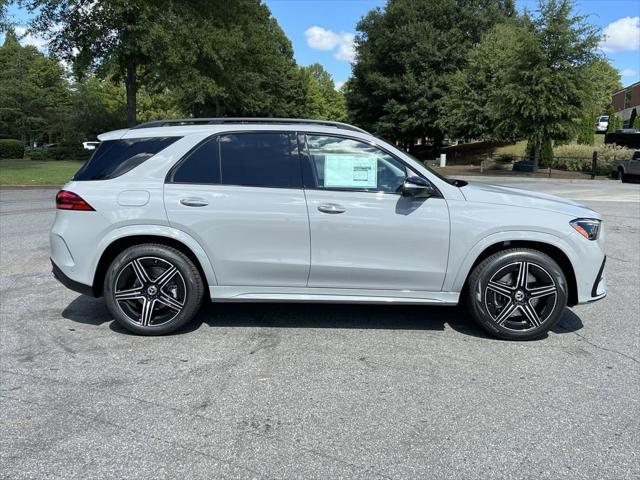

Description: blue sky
[5,0,640,89]
[264,0,640,88]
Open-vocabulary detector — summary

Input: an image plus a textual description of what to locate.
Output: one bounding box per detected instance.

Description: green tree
[300,63,347,121]
[628,108,637,129]
[66,77,126,141]
[575,58,620,144]
[576,111,595,145]
[347,0,515,148]
[0,0,11,30]
[22,0,201,126]
[444,0,600,170]
[496,1,600,170]
[604,103,615,133]
[168,1,307,118]
[581,59,621,116]
[0,29,70,144]
[614,114,622,130]
[439,21,521,141]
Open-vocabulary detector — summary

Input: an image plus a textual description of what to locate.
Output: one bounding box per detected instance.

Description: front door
[301,134,450,291]
[164,132,310,287]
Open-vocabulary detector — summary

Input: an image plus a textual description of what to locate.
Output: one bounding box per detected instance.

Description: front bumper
[51,259,96,297]
[586,256,606,303]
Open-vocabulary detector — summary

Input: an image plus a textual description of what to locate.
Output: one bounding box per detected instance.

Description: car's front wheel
[466,248,568,340]
[104,244,204,335]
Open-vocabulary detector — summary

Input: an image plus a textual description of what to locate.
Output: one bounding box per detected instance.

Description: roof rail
[131,117,368,134]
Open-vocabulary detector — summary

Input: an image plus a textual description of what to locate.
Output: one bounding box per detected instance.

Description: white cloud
[334,33,355,62]
[14,26,49,51]
[305,26,340,51]
[621,68,637,77]
[599,17,640,53]
[305,26,356,63]
[334,80,346,91]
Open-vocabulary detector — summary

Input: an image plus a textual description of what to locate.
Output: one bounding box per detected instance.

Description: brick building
[612,81,640,127]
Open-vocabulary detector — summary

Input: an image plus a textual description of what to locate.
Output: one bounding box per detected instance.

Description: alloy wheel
[483,261,558,332]
[113,256,186,327]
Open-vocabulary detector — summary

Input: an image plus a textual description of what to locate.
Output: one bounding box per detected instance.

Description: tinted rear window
[74,137,180,181]
[169,137,221,184]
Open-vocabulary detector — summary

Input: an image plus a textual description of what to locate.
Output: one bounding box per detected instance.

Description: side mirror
[401,176,434,197]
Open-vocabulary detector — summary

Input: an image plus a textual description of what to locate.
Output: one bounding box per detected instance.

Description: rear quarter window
[73,137,181,181]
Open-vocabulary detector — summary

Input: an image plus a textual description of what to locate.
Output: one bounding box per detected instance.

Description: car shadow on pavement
[62,295,584,340]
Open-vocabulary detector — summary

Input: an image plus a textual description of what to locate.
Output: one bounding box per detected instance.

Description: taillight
[56,190,95,211]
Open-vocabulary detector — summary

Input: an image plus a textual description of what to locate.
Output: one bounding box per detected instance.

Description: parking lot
[1,178,638,479]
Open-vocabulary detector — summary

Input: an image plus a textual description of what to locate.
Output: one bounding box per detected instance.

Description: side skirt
[209,286,459,305]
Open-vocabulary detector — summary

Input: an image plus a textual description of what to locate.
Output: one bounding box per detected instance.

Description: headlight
[570,218,601,240]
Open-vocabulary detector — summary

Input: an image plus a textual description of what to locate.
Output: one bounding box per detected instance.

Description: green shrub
[524,138,535,160]
[27,145,92,162]
[494,153,516,163]
[0,139,25,159]
[552,143,633,173]
[540,139,553,167]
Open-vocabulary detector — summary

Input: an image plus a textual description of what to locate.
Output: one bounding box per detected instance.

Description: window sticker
[324,154,377,188]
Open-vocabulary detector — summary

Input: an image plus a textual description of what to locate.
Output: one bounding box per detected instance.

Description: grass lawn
[0,159,83,185]
[494,140,527,157]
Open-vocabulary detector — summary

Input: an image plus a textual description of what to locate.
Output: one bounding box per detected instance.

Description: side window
[305,135,408,193]
[219,132,301,188]
[74,137,181,181]
[170,137,220,184]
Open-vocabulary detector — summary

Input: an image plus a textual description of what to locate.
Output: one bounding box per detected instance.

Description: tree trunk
[433,130,445,155]
[126,57,137,127]
[532,144,540,172]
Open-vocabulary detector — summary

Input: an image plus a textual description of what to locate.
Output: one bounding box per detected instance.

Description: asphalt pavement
[1,178,638,480]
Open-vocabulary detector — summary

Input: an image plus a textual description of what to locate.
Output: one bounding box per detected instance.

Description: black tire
[466,248,568,340]
[104,243,204,335]
[619,168,629,183]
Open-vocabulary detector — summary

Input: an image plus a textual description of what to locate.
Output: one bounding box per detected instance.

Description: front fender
[445,230,579,293]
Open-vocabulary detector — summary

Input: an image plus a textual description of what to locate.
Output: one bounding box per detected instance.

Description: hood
[459,181,601,219]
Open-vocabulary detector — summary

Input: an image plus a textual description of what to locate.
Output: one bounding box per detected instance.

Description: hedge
[28,146,92,162]
[0,139,25,159]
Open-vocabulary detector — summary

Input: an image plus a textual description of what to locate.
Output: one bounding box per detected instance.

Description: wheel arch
[92,232,215,297]
[461,240,578,306]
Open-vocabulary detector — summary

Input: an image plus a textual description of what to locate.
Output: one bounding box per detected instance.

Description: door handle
[317,203,346,214]
[180,198,208,207]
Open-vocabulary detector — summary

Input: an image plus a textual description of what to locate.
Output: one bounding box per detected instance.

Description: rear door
[164,132,310,286]
[300,133,450,291]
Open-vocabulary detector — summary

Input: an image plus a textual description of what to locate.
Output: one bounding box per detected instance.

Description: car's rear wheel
[466,248,568,340]
[104,244,204,335]
[619,168,629,183]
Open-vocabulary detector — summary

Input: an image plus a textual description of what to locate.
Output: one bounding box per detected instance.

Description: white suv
[51,118,606,340]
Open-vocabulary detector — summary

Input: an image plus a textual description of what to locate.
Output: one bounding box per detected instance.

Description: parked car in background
[50,118,606,341]
[595,115,609,133]
[612,150,640,182]
[82,141,100,150]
